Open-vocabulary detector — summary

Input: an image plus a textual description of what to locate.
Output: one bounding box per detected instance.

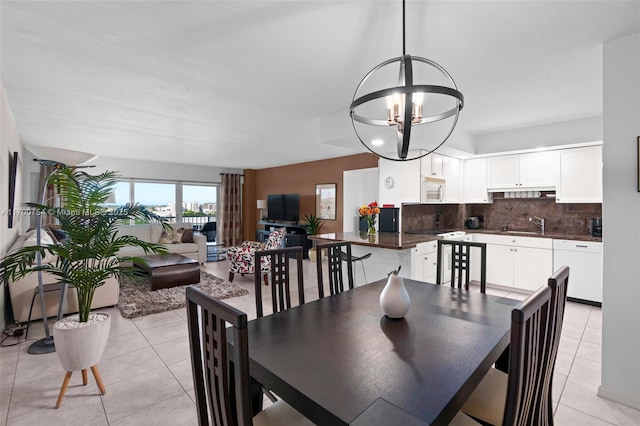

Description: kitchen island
[311,232,441,286]
[311,231,439,250]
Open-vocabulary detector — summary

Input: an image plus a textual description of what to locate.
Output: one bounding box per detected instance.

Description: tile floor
[1,258,639,425]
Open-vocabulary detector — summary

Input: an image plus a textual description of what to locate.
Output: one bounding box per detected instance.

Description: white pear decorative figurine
[380,266,410,319]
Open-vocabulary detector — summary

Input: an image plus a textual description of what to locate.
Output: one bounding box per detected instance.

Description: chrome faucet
[529,216,545,235]
[502,219,509,231]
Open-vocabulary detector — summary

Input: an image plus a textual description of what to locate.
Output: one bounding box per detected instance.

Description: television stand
[256,221,309,259]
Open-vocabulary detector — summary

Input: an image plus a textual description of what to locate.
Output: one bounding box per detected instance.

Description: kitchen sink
[502,230,541,235]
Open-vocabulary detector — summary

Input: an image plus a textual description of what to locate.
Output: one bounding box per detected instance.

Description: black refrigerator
[378,207,399,233]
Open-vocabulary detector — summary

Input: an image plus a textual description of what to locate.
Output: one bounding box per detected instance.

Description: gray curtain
[218,173,242,247]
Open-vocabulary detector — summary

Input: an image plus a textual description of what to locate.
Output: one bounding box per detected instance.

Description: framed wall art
[8,151,18,228]
[316,183,336,220]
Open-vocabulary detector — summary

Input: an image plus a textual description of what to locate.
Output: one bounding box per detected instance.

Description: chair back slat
[316,241,354,298]
[503,285,553,426]
[543,265,570,424]
[436,240,487,293]
[255,246,305,318]
[186,286,252,426]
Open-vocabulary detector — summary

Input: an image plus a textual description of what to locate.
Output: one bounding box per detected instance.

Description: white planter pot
[53,312,111,372]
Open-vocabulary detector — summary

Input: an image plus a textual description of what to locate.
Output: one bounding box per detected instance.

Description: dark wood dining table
[243,278,520,426]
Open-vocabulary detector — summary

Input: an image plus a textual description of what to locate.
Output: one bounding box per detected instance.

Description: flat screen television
[267,193,299,222]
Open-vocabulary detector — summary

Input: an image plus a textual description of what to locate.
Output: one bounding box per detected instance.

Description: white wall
[343,168,378,232]
[20,150,243,227]
[21,151,242,186]
[0,83,24,329]
[474,115,603,155]
[87,156,241,183]
[600,32,640,409]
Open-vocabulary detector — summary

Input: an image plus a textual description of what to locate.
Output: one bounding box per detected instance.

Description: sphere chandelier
[349,0,464,161]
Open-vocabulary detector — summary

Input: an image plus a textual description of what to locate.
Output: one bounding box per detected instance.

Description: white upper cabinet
[401,156,421,203]
[556,145,602,203]
[443,156,463,203]
[487,155,519,189]
[463,157,491,203]
[488,151,559,190]
[421,153,444,177]
[519,151,559,188]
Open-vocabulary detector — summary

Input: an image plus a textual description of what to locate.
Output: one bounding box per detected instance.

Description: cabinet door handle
[576,244,588,248]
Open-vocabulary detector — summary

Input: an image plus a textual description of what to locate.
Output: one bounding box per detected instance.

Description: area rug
[117,271,249,319]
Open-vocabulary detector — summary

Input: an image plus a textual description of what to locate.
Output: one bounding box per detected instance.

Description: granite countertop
[312,229,602,250]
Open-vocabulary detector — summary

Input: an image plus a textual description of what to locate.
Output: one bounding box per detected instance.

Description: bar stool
[341,251,372,284]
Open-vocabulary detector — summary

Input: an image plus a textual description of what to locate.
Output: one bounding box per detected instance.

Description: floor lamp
[28,159,66,354]
[28,159,95,354]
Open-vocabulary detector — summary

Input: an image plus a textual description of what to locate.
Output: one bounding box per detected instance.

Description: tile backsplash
[403,198,602,236]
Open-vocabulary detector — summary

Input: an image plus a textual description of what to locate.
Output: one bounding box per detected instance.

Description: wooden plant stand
[55,364,106,408]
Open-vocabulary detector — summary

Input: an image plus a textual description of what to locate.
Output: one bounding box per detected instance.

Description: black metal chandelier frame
[349,0,464,161]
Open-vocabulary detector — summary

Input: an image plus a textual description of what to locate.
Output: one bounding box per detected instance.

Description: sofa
[115,222,207,264]
[7,231,120,323]
[7,222,206,323]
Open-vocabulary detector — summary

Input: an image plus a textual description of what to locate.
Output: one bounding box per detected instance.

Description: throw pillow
[159,229,172,244]
[172,227,185,244]
[159,227,184,244]
[181,228,194,243]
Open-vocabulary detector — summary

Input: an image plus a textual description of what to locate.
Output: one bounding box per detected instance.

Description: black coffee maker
[591,218,602,237]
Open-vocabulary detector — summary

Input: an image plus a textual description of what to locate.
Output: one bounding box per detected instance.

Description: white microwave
[422,176,446,202]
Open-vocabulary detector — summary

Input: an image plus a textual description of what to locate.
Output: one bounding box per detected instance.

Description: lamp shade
[26,146,97,166]
[256,199,267,209]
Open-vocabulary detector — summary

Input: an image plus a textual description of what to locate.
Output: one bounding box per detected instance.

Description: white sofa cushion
[116,224,151,242]
[22,229,56,264]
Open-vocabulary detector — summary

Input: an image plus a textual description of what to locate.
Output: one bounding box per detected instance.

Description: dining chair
[436,240,487,293]
[254,246,305,318]
[186,286,313,426]
[543,265,570,424]
[315,241,354,298]
[459,269,568,426]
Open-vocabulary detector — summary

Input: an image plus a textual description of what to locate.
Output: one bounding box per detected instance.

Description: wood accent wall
[242,153,378,240]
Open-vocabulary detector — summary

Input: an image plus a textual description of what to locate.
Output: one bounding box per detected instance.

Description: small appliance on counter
[379,207,399,233]
[591,217,602,237]
[465,216,484,229]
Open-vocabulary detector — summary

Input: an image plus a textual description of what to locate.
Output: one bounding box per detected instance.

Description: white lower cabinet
[411,241,438,283]
[553,239,602,303]
[486,244,514,287]
[475,234,553,291]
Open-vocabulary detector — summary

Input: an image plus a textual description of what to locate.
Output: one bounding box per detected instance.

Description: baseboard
[597,384,640,410]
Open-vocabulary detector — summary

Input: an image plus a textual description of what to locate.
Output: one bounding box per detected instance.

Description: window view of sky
[112,182,216,206]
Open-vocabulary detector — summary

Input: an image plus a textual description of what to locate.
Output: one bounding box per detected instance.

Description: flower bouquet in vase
[359,201,381,236]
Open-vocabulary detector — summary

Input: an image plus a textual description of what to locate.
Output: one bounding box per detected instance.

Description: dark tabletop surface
[245,279,520,426]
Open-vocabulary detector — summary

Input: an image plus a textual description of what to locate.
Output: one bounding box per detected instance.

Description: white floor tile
[111,392,197,426]
[101,368,184,424]
[1,259,638,425]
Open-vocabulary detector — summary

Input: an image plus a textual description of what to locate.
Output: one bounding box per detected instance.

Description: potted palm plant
[0,168,169,407]
[301,213,324,263]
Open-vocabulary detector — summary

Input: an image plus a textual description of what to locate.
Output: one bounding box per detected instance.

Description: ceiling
[1,1,639,169]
